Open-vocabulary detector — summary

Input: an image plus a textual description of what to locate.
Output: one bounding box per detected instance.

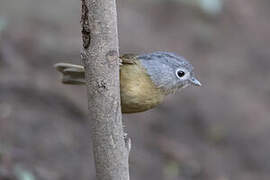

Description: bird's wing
[120,54,138,65]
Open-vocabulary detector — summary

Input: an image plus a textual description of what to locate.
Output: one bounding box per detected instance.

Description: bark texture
[80,0,130,180]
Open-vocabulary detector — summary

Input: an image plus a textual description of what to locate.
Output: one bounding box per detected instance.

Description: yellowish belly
[120,62,165,113]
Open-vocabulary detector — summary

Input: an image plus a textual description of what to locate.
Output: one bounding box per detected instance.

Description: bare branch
[80,0,130,179]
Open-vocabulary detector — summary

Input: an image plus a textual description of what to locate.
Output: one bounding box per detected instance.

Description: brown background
[0,0,270,179]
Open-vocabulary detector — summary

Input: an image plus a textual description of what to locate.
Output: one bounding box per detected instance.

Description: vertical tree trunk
[80,0,130,180]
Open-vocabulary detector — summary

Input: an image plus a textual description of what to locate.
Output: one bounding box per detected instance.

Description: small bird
[54,51,201,113]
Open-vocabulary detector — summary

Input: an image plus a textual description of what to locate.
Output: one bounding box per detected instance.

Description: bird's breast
[120,61,165,113]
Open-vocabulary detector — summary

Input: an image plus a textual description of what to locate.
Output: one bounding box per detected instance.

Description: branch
[80,0,130,180]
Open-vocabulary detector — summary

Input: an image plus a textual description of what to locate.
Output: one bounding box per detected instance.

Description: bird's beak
[190,77,202,87]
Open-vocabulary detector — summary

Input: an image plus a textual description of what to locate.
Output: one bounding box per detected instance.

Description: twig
[80,0,130,179]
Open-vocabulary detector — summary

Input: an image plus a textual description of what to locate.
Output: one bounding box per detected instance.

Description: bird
[54,51,201,113]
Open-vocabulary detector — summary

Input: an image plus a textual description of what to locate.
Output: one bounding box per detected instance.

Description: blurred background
[1,0,270,179]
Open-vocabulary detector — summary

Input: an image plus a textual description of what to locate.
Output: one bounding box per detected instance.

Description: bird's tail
[54,63,85,85]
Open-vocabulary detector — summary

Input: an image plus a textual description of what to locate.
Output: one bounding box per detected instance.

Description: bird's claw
[124,133,131,153]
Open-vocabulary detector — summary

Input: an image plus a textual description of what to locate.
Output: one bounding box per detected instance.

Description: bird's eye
[176,70,186,78]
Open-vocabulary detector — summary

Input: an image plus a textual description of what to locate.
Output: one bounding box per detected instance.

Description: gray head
[137,51,201,94]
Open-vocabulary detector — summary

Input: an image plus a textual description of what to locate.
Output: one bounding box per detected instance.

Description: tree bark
[80,0,130,180]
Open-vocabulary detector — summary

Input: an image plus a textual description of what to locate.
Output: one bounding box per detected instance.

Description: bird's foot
[123,132,131,153]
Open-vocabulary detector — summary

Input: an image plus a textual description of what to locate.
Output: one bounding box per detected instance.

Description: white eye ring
[175,69,189,80]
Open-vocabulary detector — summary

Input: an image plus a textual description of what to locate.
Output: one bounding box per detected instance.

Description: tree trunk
[80,0,130,180]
